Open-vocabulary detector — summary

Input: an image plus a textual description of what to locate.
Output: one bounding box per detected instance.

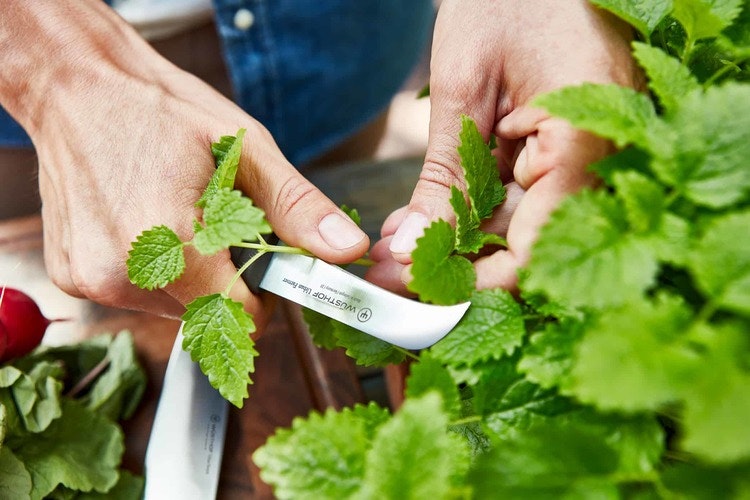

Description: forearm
[0,0,167,136]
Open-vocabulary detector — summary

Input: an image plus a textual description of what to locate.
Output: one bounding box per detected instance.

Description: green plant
[0,331,146,499]
[253,1,750,498]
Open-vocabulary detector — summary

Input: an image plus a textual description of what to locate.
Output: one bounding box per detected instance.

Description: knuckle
[43,252,82,299]
[272,176,318,219]
[419,156,466,193]
[48,271,81,299]
[68,260,126,307]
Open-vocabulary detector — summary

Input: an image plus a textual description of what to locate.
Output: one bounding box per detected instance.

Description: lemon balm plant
[252,1,750,498]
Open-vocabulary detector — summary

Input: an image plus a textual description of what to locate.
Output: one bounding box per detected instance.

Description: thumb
[388,82,497,264]
[235,132,369,264]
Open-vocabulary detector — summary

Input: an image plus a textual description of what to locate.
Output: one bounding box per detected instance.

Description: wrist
[0,0,167,136]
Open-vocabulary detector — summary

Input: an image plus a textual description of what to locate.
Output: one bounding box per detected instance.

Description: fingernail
[389,212,430,254]
[318,213,366,250]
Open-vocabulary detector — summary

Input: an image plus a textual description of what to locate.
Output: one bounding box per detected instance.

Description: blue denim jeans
[0,0,433,165]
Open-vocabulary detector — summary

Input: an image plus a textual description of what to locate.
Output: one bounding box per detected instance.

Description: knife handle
[230,233,280,294]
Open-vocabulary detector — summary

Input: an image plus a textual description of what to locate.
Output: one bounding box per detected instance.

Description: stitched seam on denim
[253,0,285,151]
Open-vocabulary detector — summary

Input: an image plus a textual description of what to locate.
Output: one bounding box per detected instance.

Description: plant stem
[703,56,749,88]
[695,300,718,324]
[66,356,110,398]
[232,241,375,267]
[681,36,696,66]
[449,415,482,427]
[664,189,682,208]
[225,249,267,295]
[393,346,420,361]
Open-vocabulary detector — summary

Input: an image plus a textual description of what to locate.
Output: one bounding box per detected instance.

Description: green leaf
[430,289,525,366]
[0,403,6,445]
[17,362,63,434]
[75,470,144,500]
[301,307,339,350]
[467,419,620,499]
[632,42,700,113]
[680,321,750,462]
[589,0,673,39]
[589,146,653,186]
[518,318,587,391]
[11,332,146,420]
[652,84,750,208]
[405,354,462,418]
[197,128,246,208]
[0,366,22,387]
[472,358,574,441]
[457,115,505,220]
[612,170,666,234]
[333,320,406,367]
[451,187,506,254]
[561,410,665,476]
[350,402,392,435]
[723,0,750,49]
[689,36,749,82]
[688,210,750,315]
[126,225,185,290]
[0,447,32,500]
[302,309,405,366]
[182,294,258,407]
[82,331,146,421]
[193,188,271,255]
[15,336,110,380]
[523,189,660,310]
[570,294,697,411]
[649,212,692,267]
[0,363,63,434]
[451,186,475,247]
[533,83,658,150]
[253,404,388,500]
[470,409,664,496]
[662,461,750,499]
[340,205,362,227]
[13,400,123,500]
[356,393,468,499]
[672,0,743,41]
[408,220,475,305]
[0,393,23,438]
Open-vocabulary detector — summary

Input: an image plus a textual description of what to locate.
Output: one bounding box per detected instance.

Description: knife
[231,239,470,350]
[144,239,470,499]
[143,324,229,500]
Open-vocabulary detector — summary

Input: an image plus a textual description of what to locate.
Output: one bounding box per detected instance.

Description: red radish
[0,321,7,360]
[0,287,52,362]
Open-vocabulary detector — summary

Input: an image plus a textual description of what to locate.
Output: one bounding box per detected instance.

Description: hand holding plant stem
[127,131,371,407]
[369,0,642,295]
[0,1,368,323]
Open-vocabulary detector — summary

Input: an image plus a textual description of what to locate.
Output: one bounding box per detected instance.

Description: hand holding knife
[145,237,470,498]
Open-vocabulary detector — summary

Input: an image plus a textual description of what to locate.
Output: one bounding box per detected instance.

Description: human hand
[1,1,368,324]
[367,0,642,294]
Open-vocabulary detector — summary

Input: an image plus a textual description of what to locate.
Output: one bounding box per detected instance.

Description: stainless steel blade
[259,253,470,349]
[144,324,229,500]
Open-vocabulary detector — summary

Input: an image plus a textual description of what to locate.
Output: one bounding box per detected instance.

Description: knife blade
[143,324,229,500]
[144,238,470,499]
[231,244,470,350]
